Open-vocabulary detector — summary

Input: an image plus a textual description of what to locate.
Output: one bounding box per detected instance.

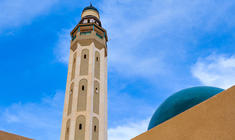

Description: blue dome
[148,86,223,130]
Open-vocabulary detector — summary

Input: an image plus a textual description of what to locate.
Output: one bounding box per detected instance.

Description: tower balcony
[70,23,108,56]
[71,23,108,42]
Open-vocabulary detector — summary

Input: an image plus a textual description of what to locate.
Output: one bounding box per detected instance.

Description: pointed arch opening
[92,117,99,140]
[80,49,89,75]
[71,52,77,80]
[67,83,74,115]
[75,115,86,140]
[65,119,70,140]
[77,79,87,111]
[93,80,100,114]
[95,51,100,79]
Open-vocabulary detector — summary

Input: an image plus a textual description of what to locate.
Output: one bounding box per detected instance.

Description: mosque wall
[0,131,32,140]
[132,86,235,140]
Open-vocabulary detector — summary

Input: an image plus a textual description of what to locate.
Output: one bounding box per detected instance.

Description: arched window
[71,53,77,80]
[75,115,86,140]
[77,79,87,111]
[67,83,74,115]
[80,49,89,75]
[92,117,99,140]
[93,81,100,114]
[65,119,70,140]
[94,51,100,79]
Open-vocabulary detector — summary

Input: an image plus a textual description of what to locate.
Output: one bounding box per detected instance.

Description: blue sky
[0,0,235,139]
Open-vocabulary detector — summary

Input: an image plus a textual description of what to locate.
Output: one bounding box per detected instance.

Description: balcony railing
[71,23,107,41]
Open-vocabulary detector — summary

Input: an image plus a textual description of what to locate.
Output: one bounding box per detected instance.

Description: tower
[60,4,108,140]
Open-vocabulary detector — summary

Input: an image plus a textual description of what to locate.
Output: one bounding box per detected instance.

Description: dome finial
[82,2,99,15]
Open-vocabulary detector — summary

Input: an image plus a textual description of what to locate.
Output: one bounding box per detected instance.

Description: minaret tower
[60,4,108,140]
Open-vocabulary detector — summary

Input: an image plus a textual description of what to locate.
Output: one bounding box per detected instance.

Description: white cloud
[191,54,235,89]
[55,0,235,80]
[108,119,149,140]
[98,0,235,79]
[0,91,64,140]
[55,28,72,63]
[0,0,58,31]
[0,89,151,140]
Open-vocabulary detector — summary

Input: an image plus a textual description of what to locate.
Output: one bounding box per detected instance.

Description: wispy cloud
[0,0,58,32]
[99,0,235,79]
[108,119,149,140]
[191,54,235,89]
[108,89,155,126]
[0,91,64,140]
[55,28,72,64]
[55,0,235,80]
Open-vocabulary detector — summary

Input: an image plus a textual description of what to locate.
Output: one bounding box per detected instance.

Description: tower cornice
[71,23,108,42]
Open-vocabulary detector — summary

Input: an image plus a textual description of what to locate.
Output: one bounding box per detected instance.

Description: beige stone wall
[132,86,235,140]
[0,130,32,140]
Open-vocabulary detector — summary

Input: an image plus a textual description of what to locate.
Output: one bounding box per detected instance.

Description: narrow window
[83,19,88,24]
[79,124,82,130]
[90,19,95,23]
[95,88,98,93]
[96,57,99,62]
[84,54,87,59]
[94,125,97,132]
[82,85,85,91]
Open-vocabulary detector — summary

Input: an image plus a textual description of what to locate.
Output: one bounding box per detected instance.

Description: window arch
[67,83,74,115]
[93,80,100,114]
[92,117,99,140]
[71,52,77,80]
[80,49,89,75]
[95,51,100,79]
[65,119,70,140]
[75,115,86,140]
[77,79,87,111]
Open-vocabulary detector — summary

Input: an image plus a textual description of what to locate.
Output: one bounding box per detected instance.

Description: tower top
[83,3,99,13]
[82,4,100,19]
